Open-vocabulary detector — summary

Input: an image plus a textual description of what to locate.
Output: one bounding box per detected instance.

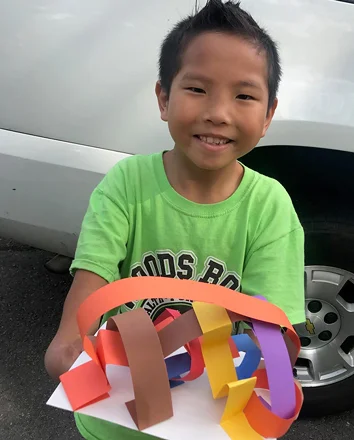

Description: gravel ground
[1,236,354,439]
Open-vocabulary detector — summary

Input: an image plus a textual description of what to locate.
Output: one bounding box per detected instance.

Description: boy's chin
[172,143,239,172]
[189,155,237,172]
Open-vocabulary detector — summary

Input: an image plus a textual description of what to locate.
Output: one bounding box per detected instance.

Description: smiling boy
[45,1,305,438]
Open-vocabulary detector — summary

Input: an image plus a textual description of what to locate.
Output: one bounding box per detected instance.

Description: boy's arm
[45,164,130,381]
[44,270,107,381]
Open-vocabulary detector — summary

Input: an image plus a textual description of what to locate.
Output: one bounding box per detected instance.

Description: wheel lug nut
[318,331,332,342]
[308,300,322,313]
[324,312,338,324]
[300,337,311,347]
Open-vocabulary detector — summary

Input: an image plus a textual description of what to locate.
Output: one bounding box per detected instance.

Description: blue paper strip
[231,334,261,380]
[165,352,191,388]
[169,377,183,389]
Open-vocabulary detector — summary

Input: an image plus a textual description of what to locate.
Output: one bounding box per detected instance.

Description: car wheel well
[242,145,354,221]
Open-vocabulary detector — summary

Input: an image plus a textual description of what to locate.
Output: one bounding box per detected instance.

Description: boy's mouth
[194,135,232,146]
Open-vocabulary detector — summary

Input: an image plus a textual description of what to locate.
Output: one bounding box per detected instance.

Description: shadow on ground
[0,237,353,439]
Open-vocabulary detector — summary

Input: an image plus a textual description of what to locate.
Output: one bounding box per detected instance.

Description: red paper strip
[179,337,204,381]
[229,337,240,359]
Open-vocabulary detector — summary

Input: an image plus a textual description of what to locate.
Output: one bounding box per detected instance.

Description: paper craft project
[47,277,303,439]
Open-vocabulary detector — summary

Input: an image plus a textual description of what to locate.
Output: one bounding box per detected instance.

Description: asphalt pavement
[1,236,354,440]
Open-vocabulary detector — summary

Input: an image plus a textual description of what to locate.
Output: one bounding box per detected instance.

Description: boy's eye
[237,94,254,100]
[186,87,206,94]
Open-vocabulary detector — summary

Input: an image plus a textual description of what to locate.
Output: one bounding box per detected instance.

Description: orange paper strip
[60,360,110,410]
[96,329,128,368]
[244,368,304,438]
[77,278,295,341]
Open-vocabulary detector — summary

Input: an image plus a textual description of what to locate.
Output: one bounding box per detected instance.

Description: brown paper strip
[108,308,173,430]
[157,309,203,358]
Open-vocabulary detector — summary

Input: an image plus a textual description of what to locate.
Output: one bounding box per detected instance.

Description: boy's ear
[261,98,278,138]
[155,81,169,122]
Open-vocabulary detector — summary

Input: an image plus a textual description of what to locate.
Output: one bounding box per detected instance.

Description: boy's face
[156,32,277,171]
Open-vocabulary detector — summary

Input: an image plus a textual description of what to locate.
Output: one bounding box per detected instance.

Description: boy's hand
[45,337,83,382]
[44,269,107,381]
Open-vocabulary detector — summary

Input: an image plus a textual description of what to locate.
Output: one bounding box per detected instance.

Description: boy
[45,0,305,438]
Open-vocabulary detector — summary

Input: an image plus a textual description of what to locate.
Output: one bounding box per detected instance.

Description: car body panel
[0,0,353,155]
[0,0,353,254]
[0,130,127,255]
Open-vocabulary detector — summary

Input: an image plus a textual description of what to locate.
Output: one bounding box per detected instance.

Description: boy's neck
[163,149,244,204]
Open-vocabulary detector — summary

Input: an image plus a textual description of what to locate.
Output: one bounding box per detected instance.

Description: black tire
[300,218,354,417]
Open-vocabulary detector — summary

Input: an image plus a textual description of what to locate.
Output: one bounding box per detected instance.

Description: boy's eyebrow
[236,80,264,90]
[181,73,214,83]
[181,73,263,90]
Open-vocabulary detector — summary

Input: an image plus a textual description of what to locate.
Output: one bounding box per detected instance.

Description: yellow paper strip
[193,302,237,399]
[222,412,263,440]
[221,379,262,439]
[221,378,256,423]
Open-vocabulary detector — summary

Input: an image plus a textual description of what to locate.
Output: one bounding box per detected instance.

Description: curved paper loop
[251,295,296,419]
[77,278,299,370]
[59,360,110,411]
[180,337,204,381]
[154,308,181,326]
[78,278,295,340]
[108,308,173,430]
[104,309,207,370]
[157,309,203,357]
[96,330,128,368]
[155,309,205,382]
[193,302,237,398]
[245,368,304,438]
[251,319,296,419]
[221,377,263,440]
[231,334,261,380]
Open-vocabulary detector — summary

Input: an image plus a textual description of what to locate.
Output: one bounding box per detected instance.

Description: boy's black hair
[159,0,282,112]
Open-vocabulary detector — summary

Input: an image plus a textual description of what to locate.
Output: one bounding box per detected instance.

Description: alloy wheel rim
[295,266,354,387]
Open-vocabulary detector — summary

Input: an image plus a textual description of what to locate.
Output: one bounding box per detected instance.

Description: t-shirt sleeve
[241,178,306,326]
[70,164,129,283]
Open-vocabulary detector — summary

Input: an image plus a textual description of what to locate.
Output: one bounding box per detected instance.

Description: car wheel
[295,219,354,416]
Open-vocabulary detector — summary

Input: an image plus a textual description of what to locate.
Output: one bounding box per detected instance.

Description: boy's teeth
[199,135,229,145]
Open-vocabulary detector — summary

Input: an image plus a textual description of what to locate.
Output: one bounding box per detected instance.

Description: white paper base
[47,343,276,440]
[47,349,276,440]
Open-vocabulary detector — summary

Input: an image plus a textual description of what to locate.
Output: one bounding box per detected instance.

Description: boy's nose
[202,98,233,126]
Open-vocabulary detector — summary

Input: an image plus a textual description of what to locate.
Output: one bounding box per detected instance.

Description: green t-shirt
[70,151,305,440]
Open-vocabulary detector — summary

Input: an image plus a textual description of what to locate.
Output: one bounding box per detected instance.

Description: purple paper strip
[251,296,296,419]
